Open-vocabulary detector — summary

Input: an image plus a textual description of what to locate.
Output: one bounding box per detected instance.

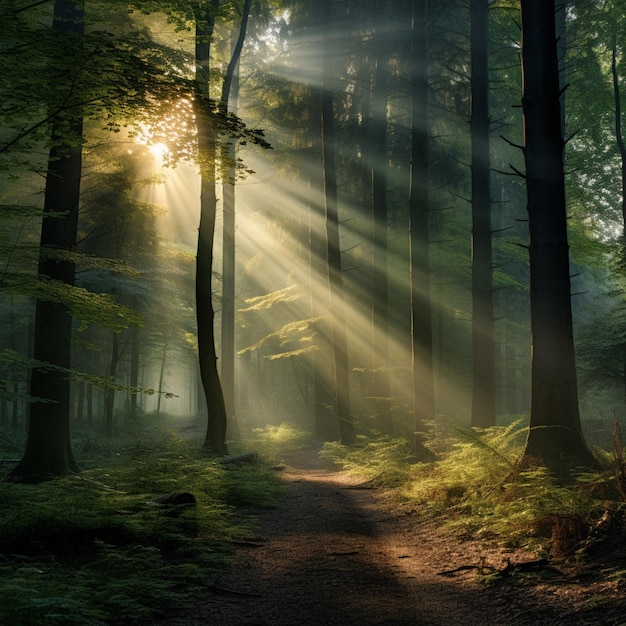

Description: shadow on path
[153,447,609,625]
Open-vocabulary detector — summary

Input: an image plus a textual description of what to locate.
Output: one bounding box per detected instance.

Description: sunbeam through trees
[1,0,626,623]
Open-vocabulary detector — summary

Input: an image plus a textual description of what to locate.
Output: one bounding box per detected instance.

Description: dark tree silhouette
[409,0,435,453]
[519,0,595,471]
[9,0,85,483]
[470,0,495,428]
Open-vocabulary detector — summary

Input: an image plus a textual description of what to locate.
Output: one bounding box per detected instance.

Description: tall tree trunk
[519,0,595,471]
[612,45,626,231]
[470,0,495,428]
[409,0,435,455]
[220,0,251,436]
[611,43,626,403]
[322,0,354,445]
[371,0,392,434]
[9,0,84,483]
[195,0,228,455]
[310,174,338,441]
[309,93,337,441]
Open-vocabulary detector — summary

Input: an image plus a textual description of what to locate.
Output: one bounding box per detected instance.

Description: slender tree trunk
[195,1,228,455]
[409,0,435,455]
[9,0,84,482]
[76,379,85,426]
[371,0,392,434]
[220,0,251,436]
[519,0,595,471]
[310,172,338,441]
[129,324,139,417]
[308,97,337,441]
[322,0,354,445]
[104,330,120,434]
[470,0,495,428]
[156,338,168,414]
[611,45,626,230]
[610,43,626,404]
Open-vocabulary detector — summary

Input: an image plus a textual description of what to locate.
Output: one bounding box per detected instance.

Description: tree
[220,0,252,433]
[519,0,595,472]
[370,0,392,434]
[195,0,230,455]
[9,0,85,483]
[409,0,435,452]
[470,0,495,428]
[321,0,354,446]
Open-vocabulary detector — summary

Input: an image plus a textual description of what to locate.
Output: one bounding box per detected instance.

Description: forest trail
[155,447,623,626]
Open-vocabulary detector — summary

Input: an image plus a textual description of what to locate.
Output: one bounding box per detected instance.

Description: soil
[154,447,626,626]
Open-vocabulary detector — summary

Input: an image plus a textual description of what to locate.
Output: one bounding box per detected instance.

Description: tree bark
[371,0,392,434]
[9,0,84,483]
[322,0,354,445]
[409,0,435,454]
[195,0,229,456]
[128,323,139,417]
[104,330,120,434]
[520,0,595,471]
[611,45,626,231]
[220,0,251,435]
[470,0,496,428]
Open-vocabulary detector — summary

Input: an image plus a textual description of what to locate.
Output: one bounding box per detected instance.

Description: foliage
[244,422,312,464]
[0,434,284,625]
[321,421,626,555]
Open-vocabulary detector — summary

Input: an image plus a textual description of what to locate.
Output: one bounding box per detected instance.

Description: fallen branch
[437,558,560,578]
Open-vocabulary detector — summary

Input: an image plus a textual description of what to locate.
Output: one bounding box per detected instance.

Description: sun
[149,142,169,157]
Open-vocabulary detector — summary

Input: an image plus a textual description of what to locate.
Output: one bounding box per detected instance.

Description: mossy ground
[0,424,285,626]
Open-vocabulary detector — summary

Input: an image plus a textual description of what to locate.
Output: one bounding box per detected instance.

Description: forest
[1,0,626,624]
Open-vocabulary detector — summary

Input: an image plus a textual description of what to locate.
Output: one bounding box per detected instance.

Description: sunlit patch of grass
[320,435,414,488]
[245,422,313,463]
[0,434,284,625]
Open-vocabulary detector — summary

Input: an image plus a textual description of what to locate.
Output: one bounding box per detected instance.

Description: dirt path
[155,448,625,626]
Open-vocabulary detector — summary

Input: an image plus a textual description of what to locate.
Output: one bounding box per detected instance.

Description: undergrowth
[0,434,284,625]
[321,418,626,555]
[244,423,313,464]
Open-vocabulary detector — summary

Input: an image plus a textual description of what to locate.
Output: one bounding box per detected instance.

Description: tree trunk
[309,170,338,441]
[409,0,435,454]
[195,1,228,455]
[156,337,168,415]
[610,44,626,404]
[220,0,251,438]
[371,0,392,434]
[519,0,595,471]
[470,0,496,428]
[129,323,139,418]
[322,0,354,445]
[104,330,120,434]
[611,45,626,231]
[9,0,84,483]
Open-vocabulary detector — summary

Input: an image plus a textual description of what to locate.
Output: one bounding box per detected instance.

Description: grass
[0,430,285,626]
[320,417,626,555]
